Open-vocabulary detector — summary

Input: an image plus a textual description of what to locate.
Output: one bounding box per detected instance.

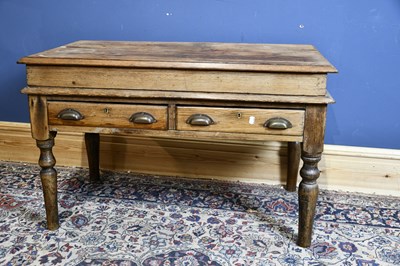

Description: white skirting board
[0,122,399,196]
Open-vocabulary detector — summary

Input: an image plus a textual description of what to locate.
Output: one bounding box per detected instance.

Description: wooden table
[19,41,336,247]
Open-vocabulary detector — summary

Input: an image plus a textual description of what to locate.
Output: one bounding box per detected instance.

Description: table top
[19,40,337,73]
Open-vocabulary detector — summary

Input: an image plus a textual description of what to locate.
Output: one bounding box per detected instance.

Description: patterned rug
[0,161,399,266]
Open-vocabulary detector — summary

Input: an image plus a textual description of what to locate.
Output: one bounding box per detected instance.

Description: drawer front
[48,102,168,130]
[177,107,304,136]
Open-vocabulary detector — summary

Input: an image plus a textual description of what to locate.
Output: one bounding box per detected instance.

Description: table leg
[296,105,326,247]
[297,152,321,247]
[36,131,59,230]
[85,133,101,182]
[286,141,300,192]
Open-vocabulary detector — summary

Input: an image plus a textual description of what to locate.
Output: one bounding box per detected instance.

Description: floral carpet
[0,162,399,265]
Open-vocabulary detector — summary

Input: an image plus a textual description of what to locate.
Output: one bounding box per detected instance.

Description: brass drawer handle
[186,114,214,126]
[129,112,157,124]
[57,108,84,121]
[264,117,292,129]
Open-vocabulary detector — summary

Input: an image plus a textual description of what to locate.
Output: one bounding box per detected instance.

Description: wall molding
[1,121,399,196]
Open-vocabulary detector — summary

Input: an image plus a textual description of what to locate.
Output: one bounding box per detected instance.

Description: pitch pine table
[19,41,336,247]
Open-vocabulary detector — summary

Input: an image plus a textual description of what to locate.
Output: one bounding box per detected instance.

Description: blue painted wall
[1,0,399,149]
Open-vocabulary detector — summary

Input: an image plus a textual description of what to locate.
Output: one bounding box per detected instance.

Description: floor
[0,161,399,265]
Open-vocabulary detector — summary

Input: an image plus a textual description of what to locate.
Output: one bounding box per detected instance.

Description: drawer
[48,102,168,130]
[176,106,304,136]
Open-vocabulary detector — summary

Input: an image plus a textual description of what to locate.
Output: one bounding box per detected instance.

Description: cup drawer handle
[129,112,157,124]
[186,114,214,126]
[264,117,292,129]
[57,109,84,121]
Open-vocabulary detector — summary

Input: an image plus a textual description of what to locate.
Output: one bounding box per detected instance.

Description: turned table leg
[36,131,59,230]
[296,105,327,248]
[286,141,300,192]
[297,152,321,247]
[85,133,101,182]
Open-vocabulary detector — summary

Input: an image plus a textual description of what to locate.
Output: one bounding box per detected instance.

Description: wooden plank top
[19,40,337,73]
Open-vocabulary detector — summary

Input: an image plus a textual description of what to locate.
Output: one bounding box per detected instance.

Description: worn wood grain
[176,106,305,136]
[26,66,327,96]
[298,153,321,247]
[297,105,327,247]
[47,125,304,142]
[19,41,337,73]
[36,131,59,230]
[21,87,335,104]
[85,133,100,182]
[302,105,327,155]
[18,41,337,246]
[168,103,177,130]
[28,95,49,140]
[48,101,168,130]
